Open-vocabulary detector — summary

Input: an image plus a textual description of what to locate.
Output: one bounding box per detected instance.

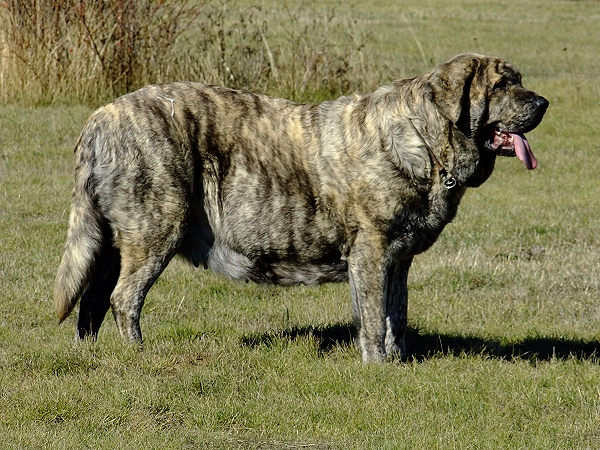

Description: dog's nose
[536,96,549,113]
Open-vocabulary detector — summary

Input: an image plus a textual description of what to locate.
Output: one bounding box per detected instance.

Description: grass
[1,0,600,448]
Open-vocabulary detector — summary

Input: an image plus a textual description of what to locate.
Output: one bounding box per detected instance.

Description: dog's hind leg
[76,243,120,341]
[109,226,185,343]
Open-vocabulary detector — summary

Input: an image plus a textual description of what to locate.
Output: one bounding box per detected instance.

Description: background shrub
[0,0,386,105]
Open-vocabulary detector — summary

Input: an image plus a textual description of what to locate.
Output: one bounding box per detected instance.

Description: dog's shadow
[241,322,600,362]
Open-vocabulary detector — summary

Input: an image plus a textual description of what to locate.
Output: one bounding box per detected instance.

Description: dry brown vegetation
[0,0,385,105]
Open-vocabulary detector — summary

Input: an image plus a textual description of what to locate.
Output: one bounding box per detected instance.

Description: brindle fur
[55,53,548,362]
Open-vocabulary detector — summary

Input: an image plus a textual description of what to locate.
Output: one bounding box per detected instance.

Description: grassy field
[1,0,600,448]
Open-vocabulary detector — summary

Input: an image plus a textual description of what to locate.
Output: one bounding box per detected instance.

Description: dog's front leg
[385,256,413,360]
[348,236,388,363]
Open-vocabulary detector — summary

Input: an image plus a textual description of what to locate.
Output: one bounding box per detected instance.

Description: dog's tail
[54,130,105,323]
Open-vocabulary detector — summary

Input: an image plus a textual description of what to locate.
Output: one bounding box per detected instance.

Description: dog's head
[425,53,548,175]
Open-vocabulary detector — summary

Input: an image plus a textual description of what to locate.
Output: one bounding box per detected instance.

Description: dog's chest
[387,187,464,256]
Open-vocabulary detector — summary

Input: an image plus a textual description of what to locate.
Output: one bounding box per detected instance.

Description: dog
[54,53,548,362]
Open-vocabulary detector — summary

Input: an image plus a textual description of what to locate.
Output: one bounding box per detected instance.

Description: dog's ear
[425,54,483,130]
[386,120,431,183]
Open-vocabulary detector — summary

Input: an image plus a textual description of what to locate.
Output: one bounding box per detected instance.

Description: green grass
[2,1,600,448]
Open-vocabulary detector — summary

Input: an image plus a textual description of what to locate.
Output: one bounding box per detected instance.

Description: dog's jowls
[55,53,548,362]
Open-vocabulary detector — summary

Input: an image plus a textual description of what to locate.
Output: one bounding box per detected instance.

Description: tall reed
[0,0,386,105]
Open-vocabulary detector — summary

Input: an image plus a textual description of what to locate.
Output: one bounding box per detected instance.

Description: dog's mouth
[484,127,537,170]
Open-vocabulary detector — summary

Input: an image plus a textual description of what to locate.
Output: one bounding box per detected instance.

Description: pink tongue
[512,133,537,170]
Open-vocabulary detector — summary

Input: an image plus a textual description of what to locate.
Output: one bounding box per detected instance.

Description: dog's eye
[494,79,509,90]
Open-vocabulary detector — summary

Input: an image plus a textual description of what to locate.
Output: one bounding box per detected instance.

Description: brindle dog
[55,53,548,362]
